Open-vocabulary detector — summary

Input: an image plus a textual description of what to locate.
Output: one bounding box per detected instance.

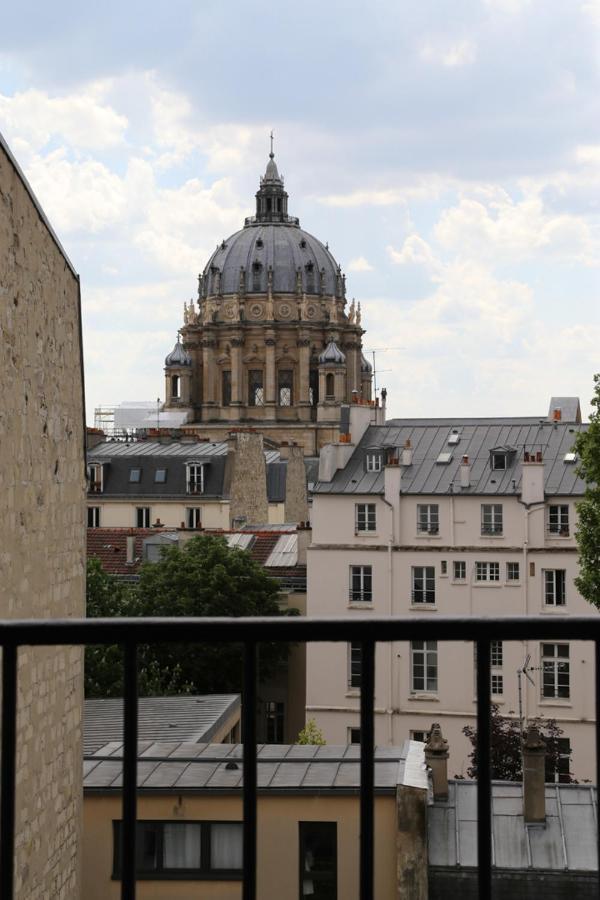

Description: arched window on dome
[171,374,180,400]
[325,372,335,400]
[266,198,272,212]
[252,262,262,292]
[277,198,282,213]
[305,262,315,294]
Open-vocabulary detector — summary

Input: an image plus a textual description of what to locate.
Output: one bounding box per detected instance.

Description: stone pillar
[297,336,311,405]
[229,432,269,525]
[522,725,546,823]
[334,367,346,402]
[424,723,449,801]
[230,336,243,407]
[396,785,428,900]
[284,443,309,523]
[201,338,216,406]
[264,333,276,417]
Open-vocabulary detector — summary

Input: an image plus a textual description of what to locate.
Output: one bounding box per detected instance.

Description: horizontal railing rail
[1,614,600,900]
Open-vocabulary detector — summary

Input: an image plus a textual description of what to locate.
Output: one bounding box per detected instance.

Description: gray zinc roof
[315,418,587,497]
[84,695,240,754]
[429,780,598,871]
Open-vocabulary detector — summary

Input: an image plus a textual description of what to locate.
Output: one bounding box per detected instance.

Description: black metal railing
[1,615,600,900]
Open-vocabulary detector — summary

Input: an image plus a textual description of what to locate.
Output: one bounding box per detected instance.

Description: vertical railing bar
[360,639,375,900]
[1,643,17,900]
[121,642,138,900]
[595,641,600,891]
[476,638,492,900]
[242,641,257,900]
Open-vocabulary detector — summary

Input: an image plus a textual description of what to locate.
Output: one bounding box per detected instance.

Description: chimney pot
[424,723,449,801]
[522,725,546,824]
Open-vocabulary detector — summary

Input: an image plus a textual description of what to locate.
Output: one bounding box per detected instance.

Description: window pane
[163,823,202,869]
[211,823,243,870]
[300,822,337,899]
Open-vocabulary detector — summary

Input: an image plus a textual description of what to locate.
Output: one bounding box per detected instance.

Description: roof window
[564,452,577,464]
[447,431,460,446]
[129,468,142,483]
[300,239,307,249]
[436,452,453,465]
[154,469,167,483]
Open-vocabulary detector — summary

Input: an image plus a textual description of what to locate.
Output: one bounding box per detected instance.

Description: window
[299,822,336,900]
[545,737,572,784]
[411,566,435,604]
[348,642,362,689]
[475,561,500,582]
[491,674,504,695]
[440,560,447,576]
[305,262,315,293]
[491,640,503,667]
[491,453,507,470]
[252,262,262,292]
[154,468,167,484]
[348,727,361,745]
[248,370,264,406]
[278,369,293,406]
[186,464,204,494]
[129,468,141,483]
[222,370,231,407]
[410,730,430,743]
[325,372,334,399]
[265,701,284,743]
[541,643,570,699]
[309,369,319,406]
[88,463,103,492]
[506,562,520,582]
[548,504,569,536]
[355,503,376,533]
[453,560,466,581]
[481,504,503,535]
[171,374,180,399]
[411,640,437,692]
[185,508,202,529]
[349,565,372,603]
[365,451,382,473]
[136,507,150,528]
[544,569,566,606]
[112,821,242,878]
[87,506,100,528]
[417,504,439,535]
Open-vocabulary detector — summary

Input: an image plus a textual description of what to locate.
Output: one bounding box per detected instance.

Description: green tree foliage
[85,535,291,697]
[574,373,600,608]
[296,719,326,745]
[462,704,572,782]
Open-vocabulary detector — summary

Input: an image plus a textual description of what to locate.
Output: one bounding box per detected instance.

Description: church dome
[165,337,192,368]
[201,149,344,298]
[319,340,346,365]
[361,352,373,373]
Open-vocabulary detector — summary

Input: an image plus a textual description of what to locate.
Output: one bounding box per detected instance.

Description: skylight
[436,452,453,465]
[226,533,256,550]
[564,452,577,464]
[447,432,460,446]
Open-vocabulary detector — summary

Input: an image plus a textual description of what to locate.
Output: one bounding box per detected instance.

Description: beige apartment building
[307,398,598,781]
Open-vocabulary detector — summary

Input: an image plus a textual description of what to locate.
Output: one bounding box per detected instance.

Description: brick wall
[0,137,85,898]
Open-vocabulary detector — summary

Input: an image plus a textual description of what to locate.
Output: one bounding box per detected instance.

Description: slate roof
[315,418,587,497]
[429,780,598,872]
[84,741,426,794]
[84,696,240,754]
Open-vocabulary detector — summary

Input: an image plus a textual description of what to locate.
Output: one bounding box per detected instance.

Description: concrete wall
[83,793,399,900]
[1,138,85,897]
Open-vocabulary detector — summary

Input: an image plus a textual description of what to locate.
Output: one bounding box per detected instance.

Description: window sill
[348,602,374,610]
[452,579,467,585]
[506,581,521,587]
[541,606,567,613]
[473,582,502,587]
[407,694,439,702]
[346,690,360,698]
[539,699,572,708]
[355,532,378,537]
[415,533,441,539]
[410,604,437,612]
[480,534,504,539]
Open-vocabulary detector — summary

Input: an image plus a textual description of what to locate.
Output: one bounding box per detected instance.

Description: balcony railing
[1,615,600,900]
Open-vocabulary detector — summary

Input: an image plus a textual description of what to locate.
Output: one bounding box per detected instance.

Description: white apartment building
[307,397,599,781]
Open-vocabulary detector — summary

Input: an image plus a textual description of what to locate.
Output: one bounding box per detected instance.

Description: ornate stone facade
[163,149,373,455]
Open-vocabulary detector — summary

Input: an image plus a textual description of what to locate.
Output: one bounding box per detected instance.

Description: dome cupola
[319,340,346,365]
[165,336,192,368]
[361,352,373,373]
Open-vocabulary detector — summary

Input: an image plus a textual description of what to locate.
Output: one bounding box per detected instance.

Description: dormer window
[88,463,103,493]
[489,446,516,470]
[129,468,141,483]
[252,261,262,292]
[186,463,205,494]
[365,451,382,473]
[492,453,507,470]
[305,262,315,293]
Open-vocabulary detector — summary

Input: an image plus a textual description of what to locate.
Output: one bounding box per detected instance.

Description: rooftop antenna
[364,346,404,399]
[270,129,274,157]
[156,397,160,432]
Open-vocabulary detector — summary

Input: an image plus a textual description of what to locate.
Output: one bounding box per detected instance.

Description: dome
[165,337,192,368]
[361,352,373,373]
[319,340,346,365]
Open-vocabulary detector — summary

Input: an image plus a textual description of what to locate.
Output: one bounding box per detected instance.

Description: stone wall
[228,432,269,525]
[0,137,85,898]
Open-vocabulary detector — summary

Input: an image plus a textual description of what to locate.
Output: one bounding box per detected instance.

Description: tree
[85,558,138,697]
[296,719,326,745]
[462,704,573,782]
[574,373,600,608]
[85,535,292,697]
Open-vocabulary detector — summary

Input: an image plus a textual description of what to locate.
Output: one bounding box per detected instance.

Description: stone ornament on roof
[164,335,192,368]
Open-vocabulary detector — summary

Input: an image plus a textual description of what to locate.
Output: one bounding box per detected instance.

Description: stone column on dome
[264,331,276,417]
[201,337,216,407]
[297,334,311,407]
[345,338,360,399]
[230,335,244,407]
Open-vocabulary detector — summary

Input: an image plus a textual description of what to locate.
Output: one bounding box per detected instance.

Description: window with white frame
[411,566,435,604]
[481,504,503,535]
[506,562,520,582]
[491,452,507,470]
[548,505,570,536]
[491,640,503,667]
[112,820,242,877]
[411,640,438,692]
[349,565,372,603]
[475,561,500,582]
[185,507,202,529]
[541,643,569,699]
[491,674,504,695]
[365,451,382,473]
[87,506,100,528]
[417,504,439,534]
[410,730,430,743]
[355,503,376,533]
[186,464,204,494]
[348,642,362,689]
[545,737,571,783]
[88,463,103,492]
[453,560,466,581]
[544,569,566,607]
[136,507,151,528]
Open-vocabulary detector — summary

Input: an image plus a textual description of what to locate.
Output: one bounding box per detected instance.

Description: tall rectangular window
[506,562,520,581]
[545,737,572,783]
[348,642,362,689]
[417,504,439,534]
[186,464,204,494]
[481,504,503,535]
[87,506,100,528]
[349,565,372,603]
[475,562,500,582]
[185,507,202,529]
[544,570,566,606]
[265,701,284,743]
[112,821,242,877]
[411,566,435,604]
[278,369,293,406]
[248,370,264,406]
[355,503,376,533]
[541,643,570,699]
[88,463,103,492]
[365,451,382,472]
[548,504,569,535]
[453,560,466,581]
[129,467,141,483]
[491,640,503,667]
[136,507,150,528]
[299,823,337,900]
[411,640,438,692]
[222,370,232,407]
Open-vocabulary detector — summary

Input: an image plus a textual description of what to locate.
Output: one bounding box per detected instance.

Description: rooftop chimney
[522,725,546,824]
[460,455,470,489]
[553,407,562,422]
[402,439,413,467]
[521,452,545,505]
[424,723,449,801]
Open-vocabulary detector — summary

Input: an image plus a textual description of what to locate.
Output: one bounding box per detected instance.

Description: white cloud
[581,0,600,25]
[483,0,532,13]
[347,256,373,272]
[387,235,439,269]
[420,38,477,68]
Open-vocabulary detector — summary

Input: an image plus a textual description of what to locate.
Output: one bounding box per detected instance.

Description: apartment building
[307,398,598,780]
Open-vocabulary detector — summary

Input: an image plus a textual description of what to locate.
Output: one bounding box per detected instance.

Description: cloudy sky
[1,0,599,422]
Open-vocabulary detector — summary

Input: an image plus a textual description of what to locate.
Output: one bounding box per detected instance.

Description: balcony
[1,615,600,899]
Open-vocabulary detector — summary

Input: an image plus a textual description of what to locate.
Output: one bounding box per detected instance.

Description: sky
[1,0,599,423]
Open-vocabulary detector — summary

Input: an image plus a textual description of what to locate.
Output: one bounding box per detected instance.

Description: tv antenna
[363,346,404,398]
